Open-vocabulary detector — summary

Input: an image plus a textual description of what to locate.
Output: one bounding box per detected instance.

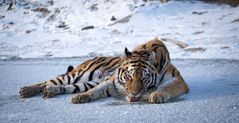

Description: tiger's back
[69,56,122,83]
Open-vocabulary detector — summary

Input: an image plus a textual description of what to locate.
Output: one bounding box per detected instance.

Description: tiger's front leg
[148,70,189,104]
[71,79,117,104]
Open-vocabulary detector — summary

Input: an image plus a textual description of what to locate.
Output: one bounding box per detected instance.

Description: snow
[0,58,239,122]
[0,0,239,60]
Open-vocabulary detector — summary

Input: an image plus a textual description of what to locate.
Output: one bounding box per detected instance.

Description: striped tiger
[19,38,189,104]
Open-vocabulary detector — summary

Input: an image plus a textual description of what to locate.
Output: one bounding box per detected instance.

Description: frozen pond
[0,58,239,123]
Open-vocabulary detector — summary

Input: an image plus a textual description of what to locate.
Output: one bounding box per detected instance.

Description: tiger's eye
[146,73,150,78]
[123,71,132,81]
[124,75,130,81]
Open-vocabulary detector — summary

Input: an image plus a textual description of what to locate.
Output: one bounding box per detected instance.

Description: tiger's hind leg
[19,82,46,98]
[20,65,74,98]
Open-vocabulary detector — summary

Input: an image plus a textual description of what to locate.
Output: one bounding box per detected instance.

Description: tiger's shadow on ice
[105,97,187,106]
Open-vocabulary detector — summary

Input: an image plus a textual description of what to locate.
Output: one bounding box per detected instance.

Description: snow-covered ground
[0,58,239,123]
[0,0,239,60]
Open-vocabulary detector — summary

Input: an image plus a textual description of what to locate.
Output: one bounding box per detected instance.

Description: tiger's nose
[131,90,140,96]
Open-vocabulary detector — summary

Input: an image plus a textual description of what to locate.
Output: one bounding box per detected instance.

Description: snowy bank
[0,0,239,60]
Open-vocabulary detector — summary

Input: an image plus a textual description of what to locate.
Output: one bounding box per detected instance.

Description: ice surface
[0,0,239,60]
[0,58,239,123]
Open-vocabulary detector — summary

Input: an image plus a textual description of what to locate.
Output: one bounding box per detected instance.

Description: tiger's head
[115,47,158,102]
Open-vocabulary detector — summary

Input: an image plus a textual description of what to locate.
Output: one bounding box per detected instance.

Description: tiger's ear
[149,51,157,65]
[125,47,132,58]
[121,47,133,60]
[67,65,74,73]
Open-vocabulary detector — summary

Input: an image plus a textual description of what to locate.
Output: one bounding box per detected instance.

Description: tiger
[19,38,189,104]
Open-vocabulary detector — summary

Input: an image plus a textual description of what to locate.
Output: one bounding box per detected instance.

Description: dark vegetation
[199,0,239,7]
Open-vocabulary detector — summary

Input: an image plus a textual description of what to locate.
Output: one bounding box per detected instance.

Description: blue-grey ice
[0,58,239,123]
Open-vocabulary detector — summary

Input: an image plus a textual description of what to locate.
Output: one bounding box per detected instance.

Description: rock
[47,0,54,5]
[161,38,188,48]
[111,29,121,35]
[32,7,50,15]
[45,52,53,57]
[111,16,116,21]
[109,14,132,26]
[32,7,51,18]
[25,30,31,33]
[140,4,145,7]
[192,31,205,35]
[0,15,5,19]
[23,11,29,14]
[47,14,56,21]
[81,25,94,31]
[89,4,98,11]
[192,11,208,15]
[220,46,230,49]
[47,8,60,22]
[231,18,239,23]
[185,47,206,52]
[54,8,60,14]
[7,3,13,10]
[56,21,67,28]
[9,22,14,25]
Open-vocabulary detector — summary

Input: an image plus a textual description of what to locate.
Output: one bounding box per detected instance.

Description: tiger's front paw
[71,93,92,104]
[148,92,170,104]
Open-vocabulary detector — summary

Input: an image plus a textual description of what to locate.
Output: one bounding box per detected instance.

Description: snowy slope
[0,0,239,60]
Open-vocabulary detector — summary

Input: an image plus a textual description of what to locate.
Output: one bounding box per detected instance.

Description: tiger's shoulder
[132,38,171,73]
[133,37,168,53]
